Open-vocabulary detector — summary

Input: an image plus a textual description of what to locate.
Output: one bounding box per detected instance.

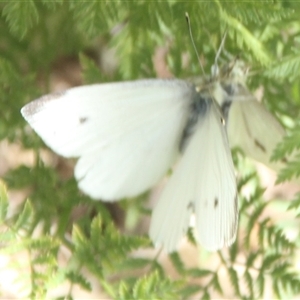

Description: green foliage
[2,1,39,38]
[265,53,300,81]
[117,271,183,299]
[0,181,60,299]
[1,0,300,299]
[79,53,105,84]
[271,126,300,183]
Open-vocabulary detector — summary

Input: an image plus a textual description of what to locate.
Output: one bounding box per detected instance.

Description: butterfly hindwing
[150,94,237,252]
[227,99,285,170]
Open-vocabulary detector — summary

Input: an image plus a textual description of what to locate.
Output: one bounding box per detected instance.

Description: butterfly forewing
[21,80,196,200]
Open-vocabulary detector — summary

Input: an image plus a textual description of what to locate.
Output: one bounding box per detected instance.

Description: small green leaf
[79,53,106,84]
[212,273,222,294]
[228,267,241,296]
[180,284,202,298]
[169,252,185,274]
[14,200,34,232]
[187,268,212,278]
[0,180,8,222]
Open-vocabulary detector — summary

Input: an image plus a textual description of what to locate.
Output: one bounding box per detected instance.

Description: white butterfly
[21,76,238,252]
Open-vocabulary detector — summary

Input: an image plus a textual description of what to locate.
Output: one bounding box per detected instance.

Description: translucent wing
[21,80,196,200]
[226,92,285,171]
[211,60,285,171]
[228,100,285,167]
[150,97,237,252]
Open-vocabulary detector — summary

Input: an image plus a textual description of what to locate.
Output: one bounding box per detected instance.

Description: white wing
[21,80,195,200]
[227,97,285,171]
[210,61,285,171]
[149,98,237,252]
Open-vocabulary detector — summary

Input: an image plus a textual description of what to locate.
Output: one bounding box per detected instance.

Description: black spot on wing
[254,139,266,153]
[240,108,267,153]
[79,117,88,124]
[187,201,194,212]
[214,197,219,208]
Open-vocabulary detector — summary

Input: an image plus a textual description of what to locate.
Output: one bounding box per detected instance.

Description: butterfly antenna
[185,12,205,76]
[211,29,228,77]
[215,29,228,65]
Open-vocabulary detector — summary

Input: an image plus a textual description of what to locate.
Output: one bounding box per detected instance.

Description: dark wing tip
[21,91,67,118]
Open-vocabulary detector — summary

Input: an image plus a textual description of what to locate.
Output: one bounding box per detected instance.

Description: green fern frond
[260,24,279,42]
[69,1,114,38]
[14,200,34,232]
[288,193,300,210]
[0,181,8,222]
[246,251,260,268]
[261,253,284,271]
[245,203,269,248]
[220,1,293,24]
[40,0,63,10]
[217,5,271,65]
[72,214,149,280]
[2,1,38,38]
[276,155,300,182]
[228,267,241,297]
[79,53,106,84]
[0,184,66,298]
[265,53,300,81]
[257,272,265,297]
[244,270,254,298]
[169,252,185,275]
[266,227,295,252]
[180,284,202,299]
[271,127,300,160]
[229,236,239,262]
[118,271,182,300]
[272,265,300,298]
[117,257,152,272]
[212,273,223,294]
[66,271,92,292]
[187,268,212,278]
